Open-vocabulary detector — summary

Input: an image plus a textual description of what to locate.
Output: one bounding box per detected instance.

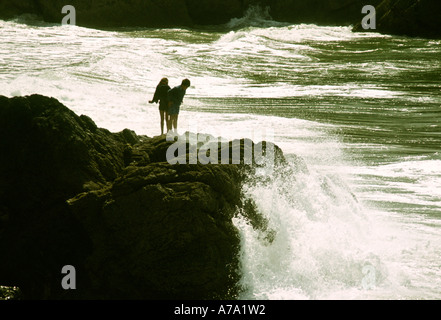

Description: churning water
[1,8,440,299]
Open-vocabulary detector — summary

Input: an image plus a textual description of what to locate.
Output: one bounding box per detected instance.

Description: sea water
[1,8,440,299]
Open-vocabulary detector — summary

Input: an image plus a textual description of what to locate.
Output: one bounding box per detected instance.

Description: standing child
[149,77,171,135]
[167,79,191,133]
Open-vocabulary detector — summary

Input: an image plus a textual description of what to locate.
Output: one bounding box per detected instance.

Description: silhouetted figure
[149,77,171,135]
[167,79,190,133]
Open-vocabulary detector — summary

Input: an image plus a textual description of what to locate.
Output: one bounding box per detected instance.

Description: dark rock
[263,0,383,26]
[1,0,439,38]
[68,163,242,299]
[353,0,441,39]
[0,94,138,299]
[186,0,245,25]
[0,0,39,20]
[0,94,283,299]
[0,94,133,206]
[0,0,375,27]
[0,0,245,28]
[35,0,193,28]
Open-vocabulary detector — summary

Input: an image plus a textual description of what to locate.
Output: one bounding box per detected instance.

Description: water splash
[225,6,289,30]
[234,156,389,299]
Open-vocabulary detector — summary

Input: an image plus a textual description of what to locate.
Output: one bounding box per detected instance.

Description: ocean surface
[1,8,440,299]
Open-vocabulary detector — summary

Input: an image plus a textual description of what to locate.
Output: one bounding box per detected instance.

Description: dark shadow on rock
[0,94,291,299]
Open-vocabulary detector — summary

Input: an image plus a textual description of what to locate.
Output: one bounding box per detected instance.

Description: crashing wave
[224,6,290,30]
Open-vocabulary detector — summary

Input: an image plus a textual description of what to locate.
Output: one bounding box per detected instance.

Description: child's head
[181,79,191,89]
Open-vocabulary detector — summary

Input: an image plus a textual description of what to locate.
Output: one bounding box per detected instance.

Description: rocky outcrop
[263,0,441,38]
[0,0,247,28]
[262,0,383,26]
[0,0,39,20]
[39,0,194,28]
[0,94,138,299]
[0,94,283,299]
[0,0,380,27]
[67,162,243,299]
[1,0,439,38]
[353,0,441,39]
[186,0,247,25]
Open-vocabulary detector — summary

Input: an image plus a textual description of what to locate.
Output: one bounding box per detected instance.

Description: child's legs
[160,110,165,133]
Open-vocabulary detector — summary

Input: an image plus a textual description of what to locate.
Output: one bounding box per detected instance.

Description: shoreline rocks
[353,0,441,39]
[0,0,439,38]
[0,94,282,299]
